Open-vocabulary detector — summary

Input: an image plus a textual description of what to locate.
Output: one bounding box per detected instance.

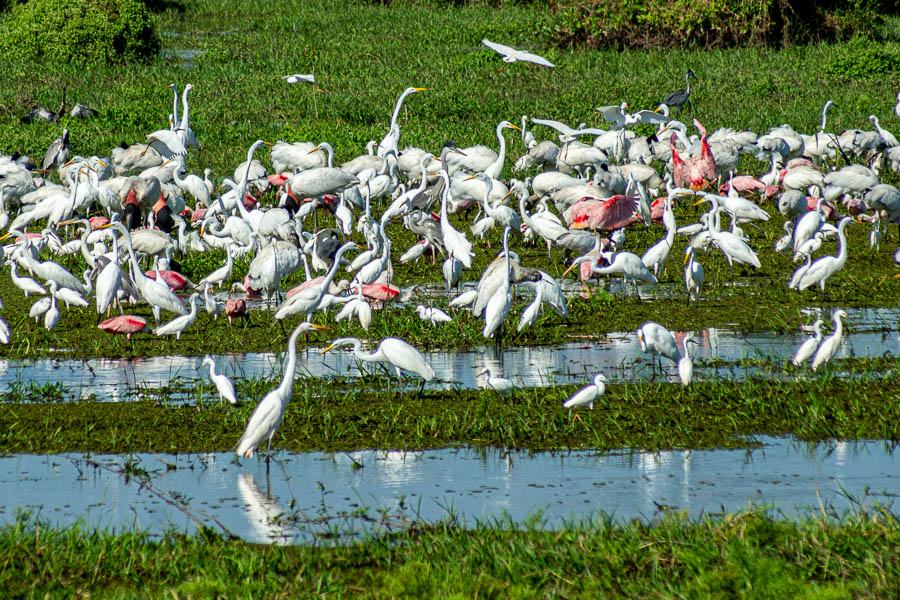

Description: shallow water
[1,307,897,401]
[2,437,895,544]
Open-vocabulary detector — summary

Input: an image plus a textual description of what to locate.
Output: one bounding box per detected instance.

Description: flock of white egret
[2,70,897,458]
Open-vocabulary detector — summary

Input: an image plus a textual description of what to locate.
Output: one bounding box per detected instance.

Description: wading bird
[236,322,327,462]
[202,355,237,405]
[811,310,848,371]
[792,319,825,367]
[321,337,434,381]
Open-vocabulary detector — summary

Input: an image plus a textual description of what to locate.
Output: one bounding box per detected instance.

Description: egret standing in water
[791,319,825,367]
[678,335,699,386]
[202,355,237,405]
[321,337,435,382]
[236,322,328,464]
[811,310,848,372]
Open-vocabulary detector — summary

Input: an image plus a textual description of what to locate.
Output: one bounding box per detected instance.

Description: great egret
[202,355,237,405]
[811,310,848,371]
[482,39,554,68]
[100,221,186,322]
[483,227,513,339]
[320,337,435,381]
[794,217,852,295]
[274,242,359,321]
[236,322,326,460]
[683,245,704,305]
[792,319,825,366]
[637,322,680,370]
[563,373,607,410]
[478,368,515,392]
[377,87,426,158]
[678,335,699,386]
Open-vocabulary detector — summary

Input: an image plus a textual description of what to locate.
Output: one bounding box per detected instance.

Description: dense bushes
[554,0,900,48]
[0,0,160,63]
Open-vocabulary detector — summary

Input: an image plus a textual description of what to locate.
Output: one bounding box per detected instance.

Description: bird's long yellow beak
[505,123,522,131]
[310,324,329,330]
[464,174,478,181]
[562,262,579,278]
[96,159,108,168]
[413,87,427,91]
[320,343,337,354]
[309,145,322,154]
[693,199,707,207]
[683,252,690,265]
[263,141,273,146]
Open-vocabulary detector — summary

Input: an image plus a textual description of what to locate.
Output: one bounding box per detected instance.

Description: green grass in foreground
[2,370,898,452]
[2,508,898,598]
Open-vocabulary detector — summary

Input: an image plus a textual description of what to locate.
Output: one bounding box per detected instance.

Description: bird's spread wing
[482,38,516,57]
[630,110,669,125]
[146,129,187,158]
[530,118,574,137]
[516,51,554,68]
[596,105,625,123]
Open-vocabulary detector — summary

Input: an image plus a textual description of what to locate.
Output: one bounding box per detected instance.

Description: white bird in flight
[482,39,554,68]
[281,74,315,84]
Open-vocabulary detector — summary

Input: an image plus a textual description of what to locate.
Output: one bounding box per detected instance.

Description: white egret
[678,335,699,386]
[482,38,554,68]
[416,305,452,325]
[563,374,607,410]
[320,337,434,381]
[100,222,185,322]
[483,227,513,339]
[437,170,474,269]
[202,355,237,405]
[236,322,326,460]
[794,217,852,295]
[683,246,704,305]
[517,281,542,332]
[153,292,200,340]
[8,261,46,297]
[377,87,426,158]
[274,242,359,321]
[199,245,235,289]
[478,368,516,392]
[791,319,825,366]
[641,195,676,276]
[637,322,680,369]
[44,290,59,331]
[811,310,848,371]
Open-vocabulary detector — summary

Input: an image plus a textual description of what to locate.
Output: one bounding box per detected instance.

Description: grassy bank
[2,372,898,452]
[2,508,898,598]
[1,0,900,174]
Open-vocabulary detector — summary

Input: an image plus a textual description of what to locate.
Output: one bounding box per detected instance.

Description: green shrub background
[0,0,160,63]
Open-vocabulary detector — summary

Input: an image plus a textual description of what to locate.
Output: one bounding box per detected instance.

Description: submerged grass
[1,371,898,453]
[2,507,898,598]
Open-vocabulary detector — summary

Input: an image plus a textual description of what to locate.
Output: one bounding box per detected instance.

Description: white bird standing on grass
[564,373,607,410]
[202,355,237,405]
[153,292,200,340]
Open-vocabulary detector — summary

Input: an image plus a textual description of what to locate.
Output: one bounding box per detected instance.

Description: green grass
[2,507,898,598]
[1,0,900,174]
[1,368,898,452]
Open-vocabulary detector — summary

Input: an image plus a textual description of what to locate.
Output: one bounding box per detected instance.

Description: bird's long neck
[493,124,507,174]
[179,86,190,131]
[277,329,302,402]
[820,103,830,131]
[832,316,844,342]
[685,72,691,95]
[321,245,350,290]
[171,85,179,127]
[835,223,849,264]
